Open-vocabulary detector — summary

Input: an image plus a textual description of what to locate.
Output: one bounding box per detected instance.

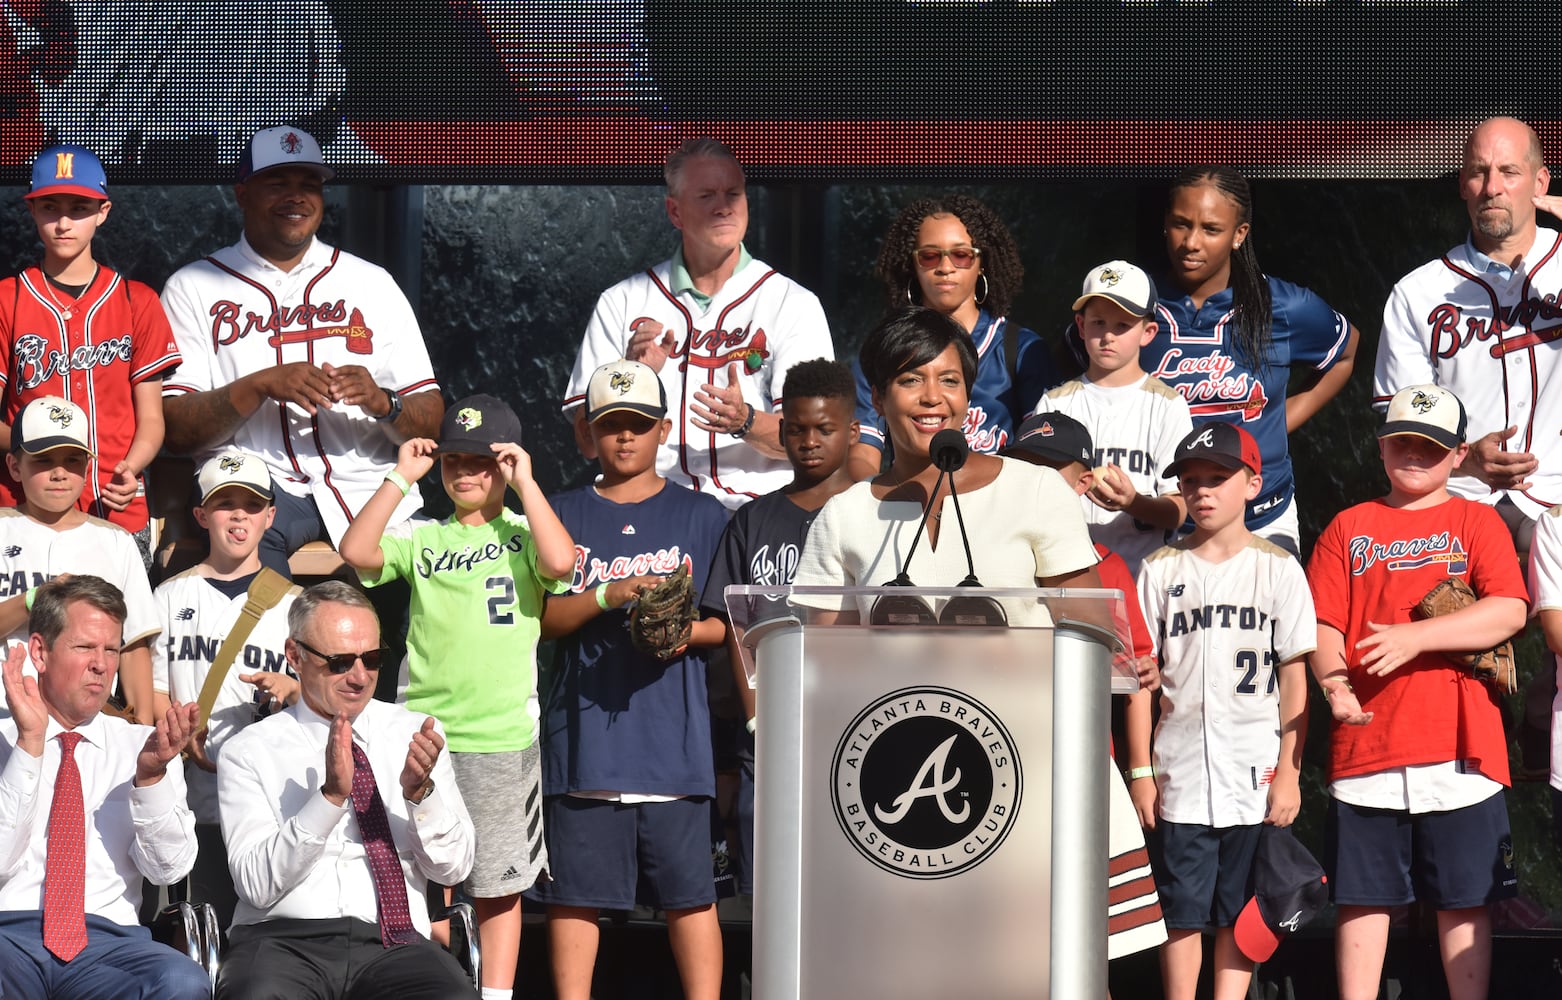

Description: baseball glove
[629,565,698,661]
[1411,578,1517,693]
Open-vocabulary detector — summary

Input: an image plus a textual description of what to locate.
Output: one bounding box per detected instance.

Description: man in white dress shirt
[215,581,474,999]
[0,575,206,1000]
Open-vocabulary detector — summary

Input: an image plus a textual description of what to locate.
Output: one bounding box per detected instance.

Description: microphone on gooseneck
[932,429,1008,627]
[868,431,967,626]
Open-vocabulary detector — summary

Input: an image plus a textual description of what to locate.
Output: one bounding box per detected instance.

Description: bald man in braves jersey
[160,127,442,574]
[562,138,833,511]
[1376,117,1562,555]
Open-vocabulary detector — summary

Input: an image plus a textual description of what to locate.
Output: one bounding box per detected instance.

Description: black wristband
[376,387,403,423]
[730,403,756,439]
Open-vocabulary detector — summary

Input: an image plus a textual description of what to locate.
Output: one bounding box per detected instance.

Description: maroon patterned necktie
[43,731,88,962]
[348,742,417,947]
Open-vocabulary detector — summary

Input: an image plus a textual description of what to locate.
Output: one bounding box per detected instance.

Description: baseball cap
[1004,412,1093,467]
[13,396,92,456]
[196,451,273,505]
[1378,384,1467,450]
[586,359,668,423]
[1166,422,1261,477]
[236,126,335,182]
[1233,827,1329,962]
[27,144,109,202]
[1072,260,1158,318]
[435,393,524,455]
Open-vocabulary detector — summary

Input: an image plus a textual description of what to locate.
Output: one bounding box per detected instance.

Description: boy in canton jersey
[1306,385,1525,1000]
[0,396,159,719]
[338,392,574,1000]
[1037,260,1190,573]
[1136,422,1313,1000]
[0,145,180,555]
[535,359,730,1000]
[1005,411,1167,972]
[698,357,859,900]
[152,450,300,928]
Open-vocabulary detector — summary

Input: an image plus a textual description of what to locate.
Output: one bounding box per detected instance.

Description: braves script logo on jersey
[1150,349,1269,421]
[571,545,690,591]
[1348,533,1468,576]
[831,686,1021,880]
[13,334,134,392]
[207,300,372,355]
[1426,296,1562,360]
[629,318,771,372]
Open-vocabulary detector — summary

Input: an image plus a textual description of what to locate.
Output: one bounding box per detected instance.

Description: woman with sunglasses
[846,195,1061,479]
[1143,167,1360,555]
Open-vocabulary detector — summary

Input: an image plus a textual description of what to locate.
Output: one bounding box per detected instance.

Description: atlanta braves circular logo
[831,686,1022,879]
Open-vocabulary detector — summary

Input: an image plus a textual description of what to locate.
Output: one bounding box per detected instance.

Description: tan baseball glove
[1411,578,1517,693]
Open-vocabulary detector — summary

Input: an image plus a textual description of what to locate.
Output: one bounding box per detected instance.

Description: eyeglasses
[294,639,392,674]
[913,246,982,269]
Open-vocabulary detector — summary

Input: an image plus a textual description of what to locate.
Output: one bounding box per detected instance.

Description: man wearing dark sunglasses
[214,582,476,999]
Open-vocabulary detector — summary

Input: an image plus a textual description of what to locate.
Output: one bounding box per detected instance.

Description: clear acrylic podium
[725,585,1136,1000]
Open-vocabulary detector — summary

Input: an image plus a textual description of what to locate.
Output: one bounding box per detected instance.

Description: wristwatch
[376,387,403,422]
[407,776,435,804]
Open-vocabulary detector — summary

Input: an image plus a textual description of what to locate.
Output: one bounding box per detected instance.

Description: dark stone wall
[6,176,1556,927]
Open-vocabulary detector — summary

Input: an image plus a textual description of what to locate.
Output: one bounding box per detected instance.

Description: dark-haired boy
[537,359,731,1000]
[1307,385,1525,1000]
[700,357,858,898]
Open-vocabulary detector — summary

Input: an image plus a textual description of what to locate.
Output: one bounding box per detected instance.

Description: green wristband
[595,582,612,610]
[1127,766,1155,781]
[24,587,36,611]
[384,470,412,496]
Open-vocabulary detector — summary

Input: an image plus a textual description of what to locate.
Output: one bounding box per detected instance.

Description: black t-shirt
[702,489,820,626]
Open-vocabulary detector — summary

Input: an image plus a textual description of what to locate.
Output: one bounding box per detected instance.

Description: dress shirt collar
[287,699,381,749]
[43,710,109,750]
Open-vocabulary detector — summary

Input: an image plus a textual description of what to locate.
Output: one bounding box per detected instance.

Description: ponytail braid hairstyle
[1169,167,1273,371]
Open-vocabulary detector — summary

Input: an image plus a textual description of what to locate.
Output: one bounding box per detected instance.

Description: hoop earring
[975,273,989,306]
[905,284,916,306]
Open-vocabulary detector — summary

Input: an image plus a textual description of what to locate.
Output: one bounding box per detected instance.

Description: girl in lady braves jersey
[1143,167,1359,555]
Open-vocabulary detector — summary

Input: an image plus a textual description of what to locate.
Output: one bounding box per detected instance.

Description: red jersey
[1096,542,1153,660]
[1306,496,1526,785]
[0,266,180,532]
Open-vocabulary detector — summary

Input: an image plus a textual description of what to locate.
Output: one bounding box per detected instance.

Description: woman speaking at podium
[793,307,1100,623]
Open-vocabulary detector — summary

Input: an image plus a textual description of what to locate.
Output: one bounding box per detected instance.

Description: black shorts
[1148,821,1261,929]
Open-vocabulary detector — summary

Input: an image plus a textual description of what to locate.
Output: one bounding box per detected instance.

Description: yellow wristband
[595,582,612,610]
[384,471,412,496]
[1127,766,1155,781]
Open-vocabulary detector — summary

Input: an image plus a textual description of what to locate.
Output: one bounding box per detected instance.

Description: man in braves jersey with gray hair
[1376,116,1562,559]
[160,126,443,576]
[562,137,833,511]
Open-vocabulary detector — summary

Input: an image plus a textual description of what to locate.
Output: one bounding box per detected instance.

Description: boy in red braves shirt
[0,144,179,550]
[1306,385,1526,1000]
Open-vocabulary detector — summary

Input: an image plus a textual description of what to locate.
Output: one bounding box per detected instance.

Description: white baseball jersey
[1137,537,1316,827]
[0,508,159,671]
[1036,374,1192,573]
[161,236,439,544]
[1375,227,1562,517]
[39,1,345,164]
[562,253,834,510]
[1526,504,1562,792]
[152,568,299,824]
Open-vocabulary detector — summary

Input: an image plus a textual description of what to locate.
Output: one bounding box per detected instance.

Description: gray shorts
[448,745,548,897]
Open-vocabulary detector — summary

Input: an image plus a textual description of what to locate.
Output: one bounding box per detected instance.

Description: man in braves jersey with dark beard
[562,138,833,511]
[159,126,443,576]
[1376,117,1562,559]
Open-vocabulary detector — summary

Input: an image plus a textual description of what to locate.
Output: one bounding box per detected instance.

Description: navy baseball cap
[1234,827,1329,962]
[436,394,523,455]
[1166,422,1262,477]
[28,145,109,201]
[1005,412,1093,467]
[237,126,334,182]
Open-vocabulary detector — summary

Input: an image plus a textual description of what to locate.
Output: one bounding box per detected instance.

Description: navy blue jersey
[1144,276,1350,530]
[854,309,1061,458]
[542,482,730,797]
[701,488,820,626]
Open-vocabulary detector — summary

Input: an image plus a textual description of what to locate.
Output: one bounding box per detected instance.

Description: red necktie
[43,731,88,962]
[348,742,417,947]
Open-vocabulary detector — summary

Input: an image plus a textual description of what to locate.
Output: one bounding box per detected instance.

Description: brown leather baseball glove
[1411,578,1517,693]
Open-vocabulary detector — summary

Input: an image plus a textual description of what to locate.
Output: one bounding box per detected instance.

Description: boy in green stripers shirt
[339,392,574,1000]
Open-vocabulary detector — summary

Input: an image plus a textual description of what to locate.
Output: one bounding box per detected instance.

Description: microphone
[869,431,967,626]
[932,429,1007,628]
